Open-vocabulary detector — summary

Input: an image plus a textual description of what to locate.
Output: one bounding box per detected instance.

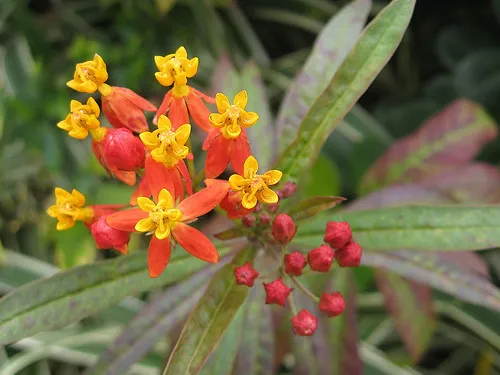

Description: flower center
[151,130,188,167]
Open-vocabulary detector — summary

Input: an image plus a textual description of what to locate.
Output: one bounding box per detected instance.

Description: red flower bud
[291,309,318,336]
[263,277,293,306]
[323,221,352,249]
[336,241,362,267]
[267,203,280,213]
[272,214,297,245]
[101,86,157,133]
[90,215,130,254]
[234,262,259,287]
[307,244,335,272]
[318,292,345,317]
[259,212,272,226]
[284,252,307,276]
[242,214,256,227]
[280,181,297,198]
[102,128,145,171]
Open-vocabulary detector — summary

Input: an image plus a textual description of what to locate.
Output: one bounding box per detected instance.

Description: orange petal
[177,160,193,195]
[114,170,137,186]
[144,155,175,202]
[204,132,230,178]
[154,91,173,125]
[102,89,149,133]
[169,97,189,130]
[90,204,124,218]
[185,91,212,132]
[230,131,251,176]
[148,235,172,278]
[190,87,215,104]
[202,129,218,151]
[178,180,230,221]
[172,223,219,263]
[171,167,184,202]
[130,177,150,205]
[114,86,157,111]
[106,208,148,231]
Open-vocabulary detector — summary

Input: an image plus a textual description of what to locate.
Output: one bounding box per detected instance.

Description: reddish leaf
[287,196,346,222]
[360,99,497,194]
[375,271,434,362]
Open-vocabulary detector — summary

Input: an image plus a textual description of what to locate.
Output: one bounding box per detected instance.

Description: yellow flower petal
[154,55,166,70]
[70,100,82,112]
[68,128,89,140]
[139,131,160,149]
[241,192,258,209]
[208,113,226,128]
[56,216,75,231]
[262,170,282,186]
[137,197,156,212]
[71,189,86,206]
[185,57,199,78]
[155,220,171,240]
[87,97,100,116]
[240,111,259,128]
[155,72,174,87]
[157,189,174,208]
[256,185,279,204]
[215,93,230,113]
[135,217,156,233]
[244,156,259,178]
[176,46,188,58]
[54,187,73,203]
[46,205,59,218]
[228,175,248,191]
[234,90,248,109]
[175,124,191,146]
[157,115,173,131]
[57,115,72,131]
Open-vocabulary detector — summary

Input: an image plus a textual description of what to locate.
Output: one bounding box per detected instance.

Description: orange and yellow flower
[106,180,230,277]
[203,90,258,178]
[228,156,282,209]
[131,115,192,204]
[57,98,101,140]
[67,54,111,95]
[154,47,214,131]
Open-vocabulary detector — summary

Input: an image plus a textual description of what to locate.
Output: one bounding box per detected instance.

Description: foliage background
[2,0,500,374]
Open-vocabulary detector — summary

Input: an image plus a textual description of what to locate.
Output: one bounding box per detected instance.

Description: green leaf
[294,205,500,251]
[0,246,233,345]
[300,153,341,197]
[375,272,434,362]
[85,265,223,375]
[360,100,497,195]
[233,280,275,375]
[326,269,362,374]
[276,0,415,183]
[162,247,256,375]
[287,196,346,222]
[199,305,246,375]
[275,0,372,153]
[363,251,500,312]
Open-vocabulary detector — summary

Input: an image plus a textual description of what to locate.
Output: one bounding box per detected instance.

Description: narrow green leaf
[360,100,497,194]
[327,269,362,375]
[294,205,500,251]
[234,283,275,375]
[199,306,246,375]
[85,265,224,375]
[287,196,346,222]
[0,246,233,345]
[276,0,415,183]
[162,247,256,375]
[375,272,434,362]
[213,225,248,241]
[363,251,500,311]
[275,0,372,153]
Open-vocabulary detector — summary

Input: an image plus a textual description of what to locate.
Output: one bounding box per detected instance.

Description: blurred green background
[2,0,500,374]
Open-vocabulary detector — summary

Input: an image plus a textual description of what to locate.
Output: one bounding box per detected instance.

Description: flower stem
[288,294,298,316]
[290,276,320,303]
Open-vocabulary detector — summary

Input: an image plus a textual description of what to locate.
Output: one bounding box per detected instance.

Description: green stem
[288,294,298,316]
[290,276,320,303]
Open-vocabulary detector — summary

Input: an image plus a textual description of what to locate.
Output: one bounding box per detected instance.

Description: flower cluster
[47,46,363,337]
[234,219,362,336]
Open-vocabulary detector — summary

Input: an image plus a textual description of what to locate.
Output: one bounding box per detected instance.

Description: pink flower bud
[263,277,293,306]
[284,252,307,276]
[234,262,259,287]
[307,244,335,272]
[90,215,130,254]
[272,214,297,245]
[336,241,362,267]
[291,309,318,336]
[267,203,280,213]
[318,292,345,317]
[259,212,271,226]
[102,128,145,171]
[323,221,352,249]
[280,181,297,198]
[241,214,256,228]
